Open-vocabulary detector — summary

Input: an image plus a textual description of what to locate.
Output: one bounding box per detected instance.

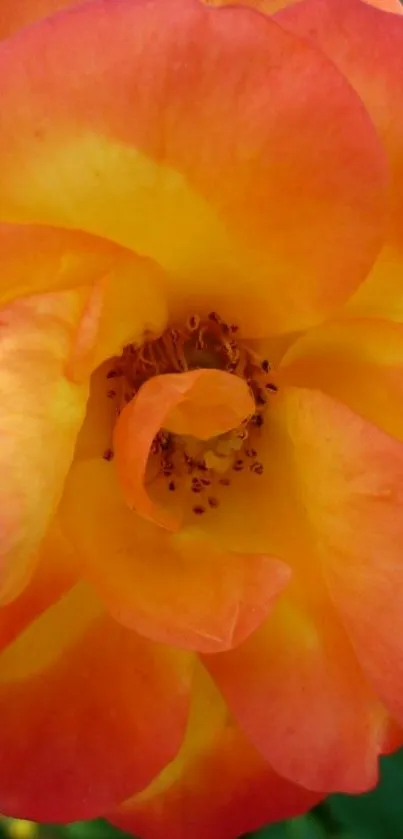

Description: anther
[187,314,200,331]
[107,389,116,399]
[168,481,176,491]
[261,359,270,373]
[193,505,206,515]
[208,312,221,324]
[252,414,264,427]
[102,448,114,461]
[106,369,122,379]
[246,448,257,458]
[208,497,219,508]
[265,383,278,393]
[250,462,264,475]
[233,459,244,471]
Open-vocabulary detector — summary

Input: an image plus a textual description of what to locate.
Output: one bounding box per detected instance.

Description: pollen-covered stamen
[103,314,278,521]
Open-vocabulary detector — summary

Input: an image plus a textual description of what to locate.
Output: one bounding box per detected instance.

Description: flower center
[102,312,278,523]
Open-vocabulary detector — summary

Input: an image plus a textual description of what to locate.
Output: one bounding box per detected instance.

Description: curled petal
[113,370,254,530]
[110,666,321,839]
[60,458,291,653]
[0,291,88,604]
[0,582,192,822]
[0,0,386,333]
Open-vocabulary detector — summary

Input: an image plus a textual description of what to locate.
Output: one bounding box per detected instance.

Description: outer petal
[0,0,84,40]
[280,318,403,442]
[0,580,192,822]
[275,0,403,319]
[268,388,403,735]
[205,576,388,793]
[110,666,322,839]
[0,291,88,604]
[59,458,291,653]
[0,0,386,335]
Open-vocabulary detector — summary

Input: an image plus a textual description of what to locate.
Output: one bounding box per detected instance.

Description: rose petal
[0,522,77,652]
[59,457,291,653]
[0,223,120,307]
[270,387,403,731]
[110,665,321,839]
[275,0,403,320]
[0,581,192,822]
[0,291,88,604]
[280,317,403,441]
[205,576,388,793]
[0,0,386,334]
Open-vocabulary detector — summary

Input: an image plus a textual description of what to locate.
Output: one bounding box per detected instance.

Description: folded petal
[0,291,89,604]
[113,369,254,531]
[270,387,403,733]
[0,0,386,334]
[0,582,192,822]
[59,457,291,653]
[110,665,321,839]
[205,575,388,793]
[276,0,403,319]
[0,0,84,40]
[280,318,403,441]
[0,223,120,307]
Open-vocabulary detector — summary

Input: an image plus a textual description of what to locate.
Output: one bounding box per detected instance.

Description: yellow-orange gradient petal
[275,0,403,320]
[110,666,322,839]
[0,0,84,40]
[205,574,389,794]
[270,388,403,737]
[114,369,254,530]
[0,0,386,335]
[59,458,291,653]
[0,582,192,823]
[0,291,89,605]
[0,223,121,307]
[280,318,403,442]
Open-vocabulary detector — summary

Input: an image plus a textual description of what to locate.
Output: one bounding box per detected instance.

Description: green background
[2,748,403,839]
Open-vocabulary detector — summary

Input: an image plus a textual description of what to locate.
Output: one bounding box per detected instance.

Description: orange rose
[0,0,403,837]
